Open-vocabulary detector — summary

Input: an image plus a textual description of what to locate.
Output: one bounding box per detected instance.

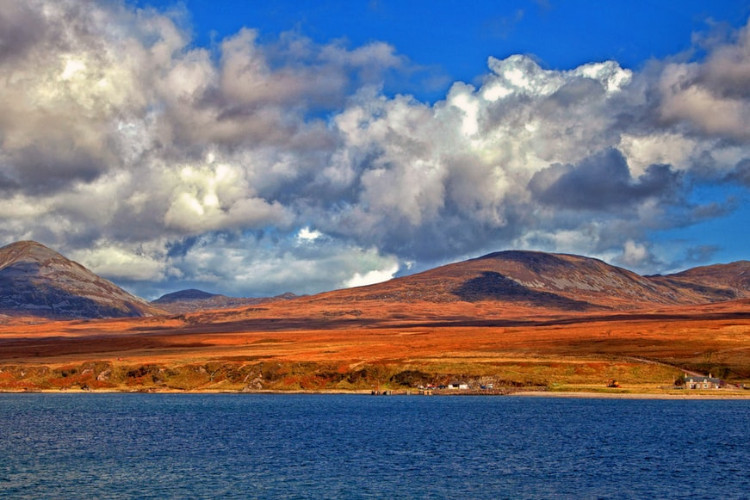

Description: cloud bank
[0,1,749,298]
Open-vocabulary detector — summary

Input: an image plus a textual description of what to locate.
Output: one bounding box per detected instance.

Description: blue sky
[0,0,749,298]
[146,1,750,93]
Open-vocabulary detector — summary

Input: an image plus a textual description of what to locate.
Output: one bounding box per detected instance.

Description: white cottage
[684,374,721,389]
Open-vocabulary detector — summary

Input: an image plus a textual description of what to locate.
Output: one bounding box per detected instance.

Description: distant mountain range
[151,289,297,314]
[1,240,748,320]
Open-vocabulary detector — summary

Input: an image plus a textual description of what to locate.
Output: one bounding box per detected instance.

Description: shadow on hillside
[453,271,593,310]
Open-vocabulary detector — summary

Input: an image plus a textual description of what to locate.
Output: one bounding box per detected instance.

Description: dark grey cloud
[658,22,750,140]
[726,159,750,186]
[0,1,47,63]
[697,24,750,100]
[0,160,18,190]
[528,149,681,210]
[548,77,606,107]
[10,145,105,194]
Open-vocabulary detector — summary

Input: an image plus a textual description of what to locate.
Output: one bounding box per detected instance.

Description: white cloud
[620,240,650,268]
[72,244,166,282]
[658,22,750,140]
[345,262,400,288]
[297,227,323,243]
[151,234,400,299]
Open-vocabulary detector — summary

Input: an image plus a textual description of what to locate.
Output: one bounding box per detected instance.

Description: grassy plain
[1,297,749,395]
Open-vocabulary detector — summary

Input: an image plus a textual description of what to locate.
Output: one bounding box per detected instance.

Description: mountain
[151,289,298,314]
[154,289,219,302]
[307,250,750,311]
[652,261,750,302]
[0,241,163,319]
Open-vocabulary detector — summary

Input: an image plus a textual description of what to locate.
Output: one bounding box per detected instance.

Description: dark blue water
[0,395,748,499]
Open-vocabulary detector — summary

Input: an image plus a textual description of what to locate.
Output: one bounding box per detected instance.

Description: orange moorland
[1,296,748,395]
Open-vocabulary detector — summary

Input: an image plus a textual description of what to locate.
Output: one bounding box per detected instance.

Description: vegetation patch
[0,356,737,393]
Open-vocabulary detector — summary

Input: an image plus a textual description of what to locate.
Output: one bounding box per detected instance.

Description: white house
[448,382,469,390]
[684,374,721,389]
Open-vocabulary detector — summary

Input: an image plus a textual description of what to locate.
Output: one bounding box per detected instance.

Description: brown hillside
[0,241,164,319]
[300,251,747,311]
[651,261,750,303]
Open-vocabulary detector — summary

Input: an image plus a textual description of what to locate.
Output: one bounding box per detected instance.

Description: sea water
[0,394,748,499]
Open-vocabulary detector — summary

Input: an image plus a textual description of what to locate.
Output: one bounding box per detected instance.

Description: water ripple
[0,394,748,499]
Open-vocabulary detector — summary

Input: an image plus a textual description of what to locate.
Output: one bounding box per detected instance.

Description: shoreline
[3,388,750,399]
[510,390,750,400]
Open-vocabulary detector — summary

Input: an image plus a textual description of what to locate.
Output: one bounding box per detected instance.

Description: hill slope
[151,289,272,314]
[305,250,750,311]
[0,241,163,319]
[653,261,750,302]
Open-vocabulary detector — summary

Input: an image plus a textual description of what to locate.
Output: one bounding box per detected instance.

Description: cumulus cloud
[0,1,749,297]
[528,149,681,210]
[658,21,750,139]
[71,244,166,282]
[618,239,657,270]
[135,232,400,299]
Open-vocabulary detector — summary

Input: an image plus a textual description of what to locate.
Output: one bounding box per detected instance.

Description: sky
[1,0,749,299]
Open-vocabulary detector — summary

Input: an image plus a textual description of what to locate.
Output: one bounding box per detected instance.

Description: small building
[684,374,721,389]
